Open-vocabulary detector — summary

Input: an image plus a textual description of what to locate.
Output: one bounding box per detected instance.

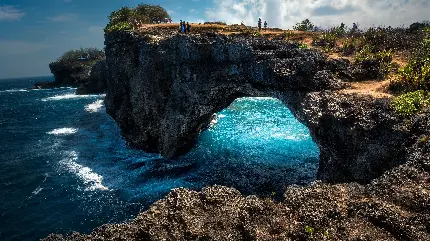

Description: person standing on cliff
[264,21,267,30]
[258,18,262,31]
[186,22,191,33]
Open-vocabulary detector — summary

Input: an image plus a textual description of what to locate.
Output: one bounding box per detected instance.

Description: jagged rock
[76,60,108,94]
[33,60,107,95]
[42,32,430,241]
[103,32,406,184]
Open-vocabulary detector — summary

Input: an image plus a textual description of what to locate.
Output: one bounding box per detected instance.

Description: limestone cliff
[103,32,407,184]
[42,31,430,241]
[33,60,108,95]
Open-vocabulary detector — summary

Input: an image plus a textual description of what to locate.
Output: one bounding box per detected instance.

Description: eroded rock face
[33,60,107,95]
[104,32,407,184]
[76,60,108,94]
[42,110,430,240]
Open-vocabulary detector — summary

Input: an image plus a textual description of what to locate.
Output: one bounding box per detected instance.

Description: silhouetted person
[352,23,358,31]
[180,20,186,33]
[264,21,267,30]
[258,18,262,31]
[186,22,191,33]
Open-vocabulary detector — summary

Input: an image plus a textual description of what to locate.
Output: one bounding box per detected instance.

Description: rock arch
[104,32,408,184]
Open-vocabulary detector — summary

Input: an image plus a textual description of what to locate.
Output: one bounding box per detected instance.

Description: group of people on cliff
[258,18,268,31]
[179,20,191,33]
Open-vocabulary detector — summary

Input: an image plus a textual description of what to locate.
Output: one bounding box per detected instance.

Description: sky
[0,0,429,79]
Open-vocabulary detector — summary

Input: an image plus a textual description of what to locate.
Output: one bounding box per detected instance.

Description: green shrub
[390,27,430,92]
[312,32,337,50]
[57,48,105,63]
[355,46,393,78]
[392,90,430,116]
[104,4,170,34]
[252,31,262,37]
[104,21,133,33]
[299,43,308,49]
[330,23,347,37]
[293,19,314,31]
[134,4,169,23]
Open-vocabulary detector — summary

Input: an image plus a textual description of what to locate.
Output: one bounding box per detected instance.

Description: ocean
[0,76,319,240]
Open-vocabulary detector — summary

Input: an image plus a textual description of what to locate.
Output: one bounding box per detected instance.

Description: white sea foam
[0,89,27,93]
[32,187,43,195]
[271,133,309,141]
[41,94,98,101]
[218,114,227,118]
[85,100,104,113]
[47,128,78,136]
[60,151,109,191]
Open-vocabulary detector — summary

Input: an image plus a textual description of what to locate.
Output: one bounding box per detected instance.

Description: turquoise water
[0,77,319,240]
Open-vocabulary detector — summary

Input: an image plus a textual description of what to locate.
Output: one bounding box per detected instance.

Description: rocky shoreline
[32,59,108,95]
[43,31,430,240]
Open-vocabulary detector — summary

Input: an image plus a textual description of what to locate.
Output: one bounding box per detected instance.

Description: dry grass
[136,23,407,99]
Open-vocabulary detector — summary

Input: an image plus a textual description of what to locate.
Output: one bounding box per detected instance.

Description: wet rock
[103,32,405,183]
[76,60,108,95]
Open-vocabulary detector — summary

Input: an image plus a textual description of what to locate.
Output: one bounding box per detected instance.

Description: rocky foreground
[44,126,430,240]
[44,31,430,240]
[32,59,107,95]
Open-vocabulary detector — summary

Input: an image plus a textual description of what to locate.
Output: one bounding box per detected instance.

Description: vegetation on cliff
[34,48,105,89]
[292,19,430,116]
[49,47,105,73]
[104,4,170,33]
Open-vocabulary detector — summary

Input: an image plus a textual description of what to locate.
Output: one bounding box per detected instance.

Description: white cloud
[0,40,52,55]
[88,25,103,34]
[0,5,25,21]
[206,0,430,29]
[47,14,77,22]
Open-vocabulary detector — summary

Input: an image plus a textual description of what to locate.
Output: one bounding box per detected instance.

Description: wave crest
[85,100,104,113]
[47,128,78,136]
[60,151,109,191]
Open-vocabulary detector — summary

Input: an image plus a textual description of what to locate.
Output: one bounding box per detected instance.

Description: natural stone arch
[105,32,408,184]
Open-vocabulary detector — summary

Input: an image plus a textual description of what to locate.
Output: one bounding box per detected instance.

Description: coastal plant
[330,23,347,37]
[56,48,105,64]
[294,19,315,32]
[134,4,169,23]
[284,31,293,40]
[104,4,170,34]
[355,46,393,79]
[252,31,262,37]
[104,21,134,33]
[312,32,337,50]
[299,43,308,49]
[392,90,430,116]
[390,27,430,92]
[305,225,315,236]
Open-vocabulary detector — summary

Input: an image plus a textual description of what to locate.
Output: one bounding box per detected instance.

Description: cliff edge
[43,31,430,240]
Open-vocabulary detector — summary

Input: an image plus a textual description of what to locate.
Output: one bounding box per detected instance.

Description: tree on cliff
[135,4,169,23]
[104,4,170,33]
[55,48,105,65]
[293,19,315,31]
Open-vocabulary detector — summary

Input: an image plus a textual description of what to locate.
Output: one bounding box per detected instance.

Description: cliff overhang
[103,31,409,184]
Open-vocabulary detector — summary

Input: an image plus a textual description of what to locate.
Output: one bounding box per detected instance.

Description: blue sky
[1,0,429,79]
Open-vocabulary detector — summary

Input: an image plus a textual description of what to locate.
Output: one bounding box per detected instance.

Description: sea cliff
[43,31,430,240]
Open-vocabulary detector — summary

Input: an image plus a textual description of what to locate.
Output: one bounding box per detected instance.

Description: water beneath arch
[0,79,319,240]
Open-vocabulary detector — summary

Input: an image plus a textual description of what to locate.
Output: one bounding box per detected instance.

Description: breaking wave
[59,151,109,191]
[47,128,78,136]
[41,94,98,101]
[85,100,104,113]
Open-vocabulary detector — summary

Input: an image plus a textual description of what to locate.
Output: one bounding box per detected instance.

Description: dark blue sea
[0,76,319,240]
